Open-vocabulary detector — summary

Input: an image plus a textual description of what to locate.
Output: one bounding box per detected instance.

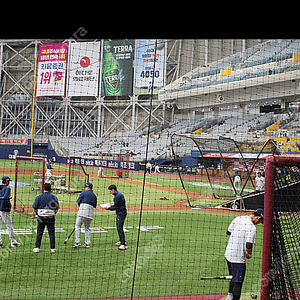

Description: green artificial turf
[0,210,263,299]
[0,159,263,299]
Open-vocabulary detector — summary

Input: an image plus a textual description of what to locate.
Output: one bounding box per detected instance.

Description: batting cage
[0,39,300,300]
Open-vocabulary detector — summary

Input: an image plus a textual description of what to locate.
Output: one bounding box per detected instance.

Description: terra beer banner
[36,43,68,97]
[67,41,101,97]
[101,39,134,97]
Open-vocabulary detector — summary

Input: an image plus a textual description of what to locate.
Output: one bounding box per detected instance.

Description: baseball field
[0,159,263,299]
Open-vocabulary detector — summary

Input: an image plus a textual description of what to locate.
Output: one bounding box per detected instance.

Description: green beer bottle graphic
[103,41,122,96]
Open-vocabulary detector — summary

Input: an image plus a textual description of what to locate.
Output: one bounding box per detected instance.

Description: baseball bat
[200,275,233,280]
[64,228,75,244]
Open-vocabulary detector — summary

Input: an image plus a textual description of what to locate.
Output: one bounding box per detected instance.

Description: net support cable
[130,39,158,300]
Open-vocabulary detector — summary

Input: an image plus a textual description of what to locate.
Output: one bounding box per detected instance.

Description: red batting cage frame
[14,155,46,217]
[100,151,130,178]
[261,155,300,300]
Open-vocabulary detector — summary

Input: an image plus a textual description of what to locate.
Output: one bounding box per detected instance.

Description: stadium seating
[159,39,300,96]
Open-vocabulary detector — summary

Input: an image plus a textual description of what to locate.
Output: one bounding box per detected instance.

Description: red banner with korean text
[36,43,68,97]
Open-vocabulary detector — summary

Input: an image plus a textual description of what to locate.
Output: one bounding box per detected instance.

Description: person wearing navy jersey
[0,176,21,248]
[46,159,53,182]
[105,184,127,250]
[73,182,97,248]
[32,182,60,253]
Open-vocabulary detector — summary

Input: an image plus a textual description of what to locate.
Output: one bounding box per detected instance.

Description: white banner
[135,39,165,95]
[67,41,101,97]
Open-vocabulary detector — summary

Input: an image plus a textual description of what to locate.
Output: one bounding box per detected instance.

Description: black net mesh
[269,165,300,299]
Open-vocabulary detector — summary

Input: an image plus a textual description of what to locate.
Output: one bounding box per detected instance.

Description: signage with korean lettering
[36,43,68,97]
[67,42,101,97]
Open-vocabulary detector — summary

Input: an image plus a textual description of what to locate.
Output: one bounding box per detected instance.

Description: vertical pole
[68,156,71,194]
[204,39,209,66]
[41,158,45,194]
[176,39,182,80]
[131,39,137,133]
[63,98,70,137]
[98,39,105,138]
[14,156,18,210]
[190,39,195,71]
[30,54,38,157]
[0,42,3,134]
[132,97,136,132]
[260,156,276,300]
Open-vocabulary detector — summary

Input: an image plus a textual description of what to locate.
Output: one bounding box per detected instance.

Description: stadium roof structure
[1,39,297,139]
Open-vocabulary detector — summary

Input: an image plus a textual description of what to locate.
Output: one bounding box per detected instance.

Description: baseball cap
[84,182,93,189]
[2,176,11,182]
[254,208,264,223]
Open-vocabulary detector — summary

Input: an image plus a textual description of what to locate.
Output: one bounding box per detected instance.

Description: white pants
[0,211,17,243]
[46,169,52,182]
[97,167,103,177]
[75,216,92,245]
[234,179,241,193]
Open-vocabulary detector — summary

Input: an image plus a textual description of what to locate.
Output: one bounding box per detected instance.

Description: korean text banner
[101,39,134,97]
[135,39,165,95]
[67,42,101,97]
[36,43,68,97]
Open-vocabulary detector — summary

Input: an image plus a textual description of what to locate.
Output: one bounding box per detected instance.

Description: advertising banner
[67,41,101,97]
[36,43,68,97]
[135,39,165,95]
[0,138,28,145]
[101,39,134,97]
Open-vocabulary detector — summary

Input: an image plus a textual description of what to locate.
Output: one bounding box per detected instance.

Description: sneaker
[119,245,127,250]
[50,249,57,253]
[226,293,233,300]
[72,242,81,248]
[82,243,90,248]
[32,247,40,253]
[11,241,21,247]
[116,241,127,246]
[0,242,4,248]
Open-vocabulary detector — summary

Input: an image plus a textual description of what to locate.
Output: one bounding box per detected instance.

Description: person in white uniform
[255,172,265,191]
[97,163,104,177]
[224,208,264,300]
[232,170,242,194]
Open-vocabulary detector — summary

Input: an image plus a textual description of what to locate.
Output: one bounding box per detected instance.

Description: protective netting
[1,39,300,300]
[171,134,277,210]
[269,165,300,300]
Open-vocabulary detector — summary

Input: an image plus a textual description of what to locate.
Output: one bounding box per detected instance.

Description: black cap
[254,208,264,223]
[2,176,11,182]
[84,182,93,189]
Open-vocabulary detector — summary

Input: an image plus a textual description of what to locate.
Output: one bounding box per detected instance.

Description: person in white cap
[0,176,21,247]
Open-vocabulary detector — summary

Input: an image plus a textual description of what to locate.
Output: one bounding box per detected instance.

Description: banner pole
[30,56,38,157]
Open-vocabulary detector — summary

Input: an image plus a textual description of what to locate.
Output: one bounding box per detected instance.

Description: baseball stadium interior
[0,39,299,300]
